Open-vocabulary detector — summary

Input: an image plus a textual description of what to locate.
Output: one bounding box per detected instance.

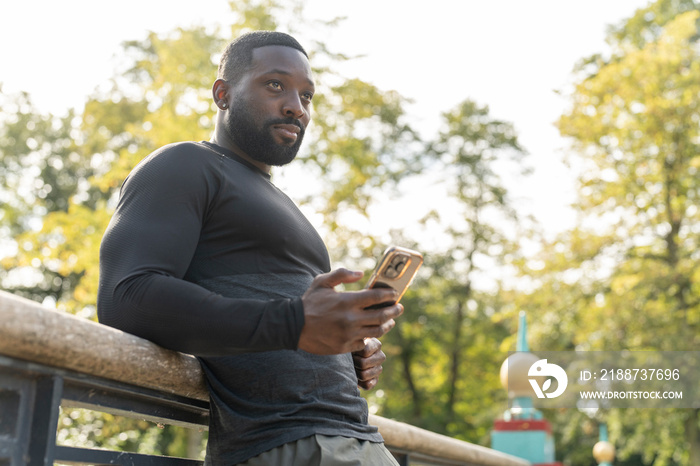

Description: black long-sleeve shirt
[97,141,381,464]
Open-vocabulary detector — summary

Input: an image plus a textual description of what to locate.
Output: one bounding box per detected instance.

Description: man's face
[224,45,314,167]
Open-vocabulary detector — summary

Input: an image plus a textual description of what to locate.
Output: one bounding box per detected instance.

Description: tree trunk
[395,326,422,420]
[686,408,700,466]
[446,300,465,421]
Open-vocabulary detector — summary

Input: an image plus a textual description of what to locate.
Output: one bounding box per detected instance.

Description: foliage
[57,408,205,460]
[365,99,529,444]
[512,1,700,463]
[0,89,103,305]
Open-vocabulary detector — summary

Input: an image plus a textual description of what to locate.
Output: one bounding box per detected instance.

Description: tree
[369,99,529,444]
[516,1,700,463]
[0,89,107,306]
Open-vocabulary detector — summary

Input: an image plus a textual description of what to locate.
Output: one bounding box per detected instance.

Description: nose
[282,94,305,120]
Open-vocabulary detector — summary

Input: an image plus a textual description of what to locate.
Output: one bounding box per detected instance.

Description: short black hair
[218,31,308,82]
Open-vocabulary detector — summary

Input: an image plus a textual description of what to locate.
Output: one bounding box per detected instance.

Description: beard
[225,99,305,167]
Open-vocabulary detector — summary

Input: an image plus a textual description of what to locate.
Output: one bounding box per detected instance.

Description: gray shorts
[236,434,400,466]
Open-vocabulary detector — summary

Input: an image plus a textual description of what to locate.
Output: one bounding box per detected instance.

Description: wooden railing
[0,290,529,466]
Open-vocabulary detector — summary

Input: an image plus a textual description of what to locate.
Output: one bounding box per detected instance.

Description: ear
[212,79,230,110]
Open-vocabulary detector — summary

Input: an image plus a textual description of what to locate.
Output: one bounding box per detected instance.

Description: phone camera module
[382,254,410,279]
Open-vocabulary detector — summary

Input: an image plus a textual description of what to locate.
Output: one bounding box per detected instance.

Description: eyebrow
[263,69,315,88]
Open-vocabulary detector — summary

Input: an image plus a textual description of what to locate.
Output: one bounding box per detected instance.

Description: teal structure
[594,424,614,466]
[491,312,560,466]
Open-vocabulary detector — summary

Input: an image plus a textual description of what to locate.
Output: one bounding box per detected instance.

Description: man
[97,31,403,465]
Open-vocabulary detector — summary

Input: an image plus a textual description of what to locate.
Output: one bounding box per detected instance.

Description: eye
[301,91,314,103]
[266,81,282,90]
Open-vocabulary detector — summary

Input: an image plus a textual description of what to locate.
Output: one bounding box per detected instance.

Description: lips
[272,124,301,142]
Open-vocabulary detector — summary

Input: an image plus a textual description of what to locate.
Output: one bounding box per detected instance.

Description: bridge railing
[0,290,529,466]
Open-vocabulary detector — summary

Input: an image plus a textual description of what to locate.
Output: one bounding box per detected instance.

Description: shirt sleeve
[97,143,305,356]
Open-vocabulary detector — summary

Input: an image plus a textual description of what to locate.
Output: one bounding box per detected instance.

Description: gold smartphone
[364,246,423,309]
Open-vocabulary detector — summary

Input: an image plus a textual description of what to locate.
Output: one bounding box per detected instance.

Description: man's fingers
[360,319,397,340]
[362,303,404,325]
[353,338,382,364]
[354,338,385,390]
[357,287,399,309]
[357,365,383,382]
[349,338,368,353]
[311,268,364,289]
[312,270,398,307]
[359,378,378,390]
[353,337,381,358]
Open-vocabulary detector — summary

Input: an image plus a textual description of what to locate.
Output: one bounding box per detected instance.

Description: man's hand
[298,268,404,355]
[353,337,386,390]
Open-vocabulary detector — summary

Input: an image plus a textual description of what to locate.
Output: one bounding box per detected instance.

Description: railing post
[0,364,63,466]
[26,375,63,466]
[0,368,30,465]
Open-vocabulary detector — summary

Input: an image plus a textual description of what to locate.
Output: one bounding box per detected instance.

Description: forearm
[99,272,304,357]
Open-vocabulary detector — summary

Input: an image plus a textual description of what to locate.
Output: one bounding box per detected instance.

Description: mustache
[265,117,304,131]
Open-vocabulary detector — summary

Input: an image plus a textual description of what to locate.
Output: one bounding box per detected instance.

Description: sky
[1,0,653,238]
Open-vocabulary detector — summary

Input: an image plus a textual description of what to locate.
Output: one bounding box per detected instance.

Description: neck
[210,124,271,174]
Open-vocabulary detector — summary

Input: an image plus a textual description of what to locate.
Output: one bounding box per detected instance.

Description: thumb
[312,268,364,289]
